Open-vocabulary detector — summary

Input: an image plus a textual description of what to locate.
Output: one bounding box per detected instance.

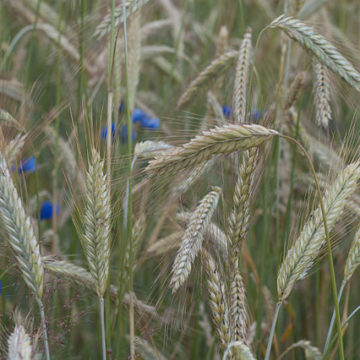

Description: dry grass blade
[146,124,278,176]
[230,267,249,343]
[170,187,222,293]
[313,61,332,128]
[344,223,360,282]
[232,29,252,123]
[0,151,44,299]
[270,15,360,92]
[7,325,32,360]
[177,50,239,110]
[95,0,151,39]
[277,162,360,301]
[82,149,111,298]
[202,251,231,351]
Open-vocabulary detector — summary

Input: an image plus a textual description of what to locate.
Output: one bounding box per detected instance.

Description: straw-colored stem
[265,301,282,360]
[100,297,106,360]
[37,298,51,360]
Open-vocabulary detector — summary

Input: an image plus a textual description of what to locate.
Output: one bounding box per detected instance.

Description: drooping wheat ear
[4,134,27,162]
[82,149,111,298]
[202,251,232,351]
[269,15,360,92]
[45,127,84,188]
[277,162,360,301]
[229,148,259,266]
[177,50,239,110]
[135,140,173,158]
[170,187,222,293]
[223,341,257,360]
[146,124,278,176]
[280,340,321,360]
[146,231,184,256]
[95,0,151,38]
[133,337,167,360]
[0,151,44,299]
[7,325,32,360]
[128,13,141,112]
[283,72,305,111]
[313,60,332,128]
[232,29,252,123]
[344,223,360,282]
[230,267,249,343]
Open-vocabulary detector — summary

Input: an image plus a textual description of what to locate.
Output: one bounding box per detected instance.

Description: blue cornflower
[17,157,36,174]
[252,109,261,121]
[101,122,116,139]
[141,116,160,130]
[131,108,148,124]
[121,125,136,144]
[222,105,232,118]
[118,101,125,113]
[40,201,60,220]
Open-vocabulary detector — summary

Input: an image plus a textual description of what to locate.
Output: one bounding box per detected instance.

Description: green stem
[265,301,282,360]
[100,297,106,360]
[281,134,345,360]
[37,298,51,360]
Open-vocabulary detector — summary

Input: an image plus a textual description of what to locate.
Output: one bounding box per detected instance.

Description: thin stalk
[265,301,282,360]
[100,297,106,360]
[121,2,135,359]
[324,280,346,352]
[37,298,51,360]
[280,134,345,360]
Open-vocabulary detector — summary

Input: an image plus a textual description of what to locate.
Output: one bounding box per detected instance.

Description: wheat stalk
[7,325,32,360]
[170,187,222,293]
[177,50,239,109]
[277,162,360,301]
[82,149,111,298]
[232,29,252,123]
[313,60,332,128]
[146,124,278,176]
[270,15,360,92]
[95,0,151,38]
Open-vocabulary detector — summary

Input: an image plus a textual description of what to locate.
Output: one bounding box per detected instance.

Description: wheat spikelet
[230,267,249,343]
[232,29,252,123]
[170,187,222,293]
[344,223,360,282]
[313,61,332,128]
[177,50,239,109]
[277,162,360,301]
[95,0,151,38]
[203,251,232,351]
[228,148,259,266]
[4,134,27,162]
[0,151,44,298]
[133,337,167,360]
[283,72,306,111]
[283,340,321,359]
[146,231,184,255]
[7,325,32,360]
[82,149,111,298]
[146,124,278,176]
[224,341,257,360]
[135,140,173,157]
[270,15,360,92]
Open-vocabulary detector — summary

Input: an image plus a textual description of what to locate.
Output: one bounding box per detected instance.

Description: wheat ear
[229,148,259,266]
[82,149,111,298]
[313,60,332,128]
[202,251,232,351]
[230,267,249,343]
[270,15,360,92]
[344,223,360,282]
[277,162,360,301]
[95,0,150,38]
[232,29,252,123]
[146,124,278,176]
[280,340,321,359]
[283,72,306,111]
[4,134,27,163]
[170,187,222,293]
[223,341,256,360]
[7,325,32,360]
[177,50,239,109]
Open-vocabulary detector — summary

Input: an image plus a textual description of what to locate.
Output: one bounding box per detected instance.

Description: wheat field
[1,0,360,359]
